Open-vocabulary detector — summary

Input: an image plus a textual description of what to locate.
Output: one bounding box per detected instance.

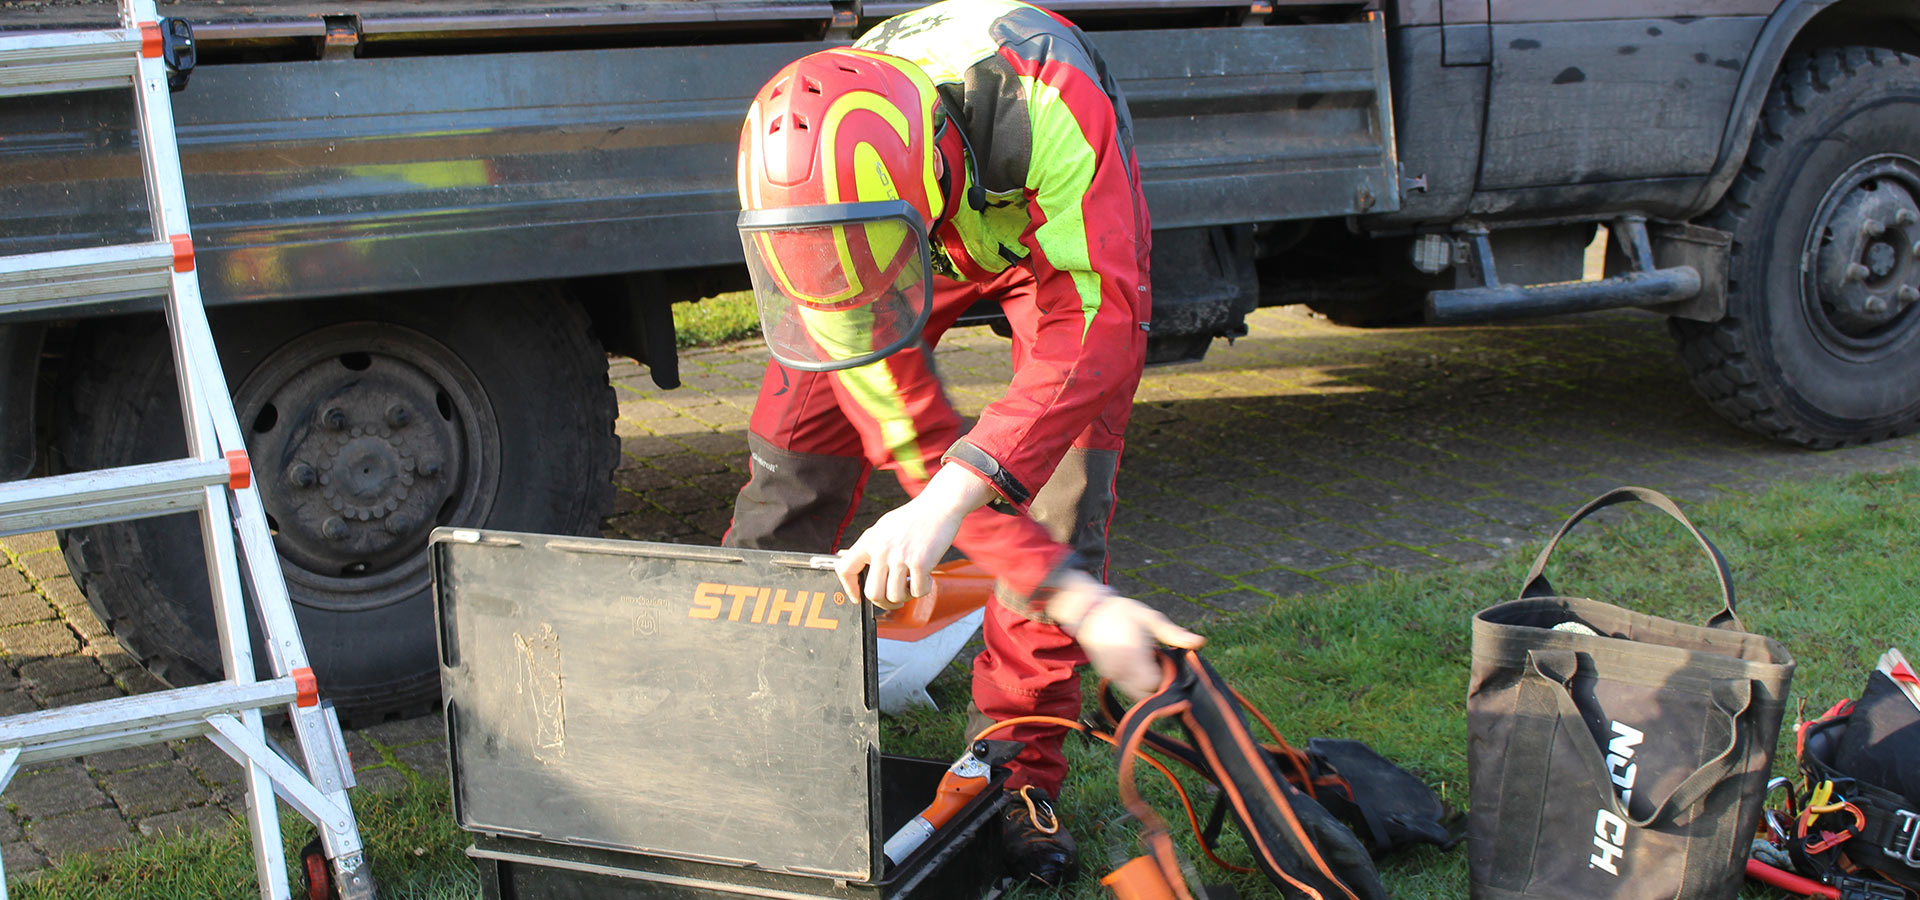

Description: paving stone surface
[101,765,211,819]
[5,764,108,821]
[136,805,233,839]
[23,807,131,861]
[1,304,1918,884]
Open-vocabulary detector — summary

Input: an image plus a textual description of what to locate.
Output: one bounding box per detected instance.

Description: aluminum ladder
[0,4,376,897]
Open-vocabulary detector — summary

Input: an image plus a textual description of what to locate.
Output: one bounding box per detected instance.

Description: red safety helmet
[736,48,962,370]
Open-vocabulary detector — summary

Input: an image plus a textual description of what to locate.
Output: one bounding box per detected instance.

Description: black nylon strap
[1100,683,1211,777]
[1180,653,1368,900]
[1520,486,1742,632]
[943,440,1032,507]
[1854,789,1920,879]
[1202,792,1230,850]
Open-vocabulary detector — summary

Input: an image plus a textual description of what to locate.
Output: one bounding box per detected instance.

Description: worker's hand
[1048,570,1206,699]
[835,465,993,609]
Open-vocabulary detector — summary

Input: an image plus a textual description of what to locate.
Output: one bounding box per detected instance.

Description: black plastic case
[429,528,1008,900]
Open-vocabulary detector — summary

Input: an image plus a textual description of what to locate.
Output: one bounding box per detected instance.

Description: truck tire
[1673,47,1920,446]
[53,286,619,724]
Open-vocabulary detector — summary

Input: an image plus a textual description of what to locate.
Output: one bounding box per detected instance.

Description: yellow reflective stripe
[835,49,946,218]
[1021,74,1103,334]
[820,63,913,207]
[796,295,877,362]
[851,1,1019,84]
[844,363,929,482]
[794,304,924,480]
[944,165,996,275]
[817,91,913,303]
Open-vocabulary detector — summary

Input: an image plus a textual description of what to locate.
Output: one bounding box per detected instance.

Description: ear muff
[934,95,989,213]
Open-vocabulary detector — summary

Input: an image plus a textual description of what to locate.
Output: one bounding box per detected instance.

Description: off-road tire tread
[55,325,207,686]
[1671,46,1920,448]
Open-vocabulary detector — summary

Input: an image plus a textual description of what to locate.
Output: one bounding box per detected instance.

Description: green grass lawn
[672,291,760,349]
[15,466,1918,899]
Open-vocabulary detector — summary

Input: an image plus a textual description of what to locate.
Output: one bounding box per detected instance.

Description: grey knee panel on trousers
[1026,447,1120,577]
[992,447,1120,613]
[724,434,868,553]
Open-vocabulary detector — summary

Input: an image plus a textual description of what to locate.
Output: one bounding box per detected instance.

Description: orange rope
[1231,685,1318,799]
[970,714,1255,874]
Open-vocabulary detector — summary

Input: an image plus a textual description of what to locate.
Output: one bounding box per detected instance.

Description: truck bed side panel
[0,20,1397,307]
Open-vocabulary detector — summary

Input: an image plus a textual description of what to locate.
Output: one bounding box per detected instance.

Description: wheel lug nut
[384,515,413,535]
[385,404,411,428]
[1898,209,1917,227]
[1864,220,1888,238]
[1899,286,1920,305]
[1847,262,1872,282]
[419,459,441,477]
[321,517,349,541]
[321,407,347,430]
[1866,296,1889,314]
[287,462,316,489]
[1912,240,1920,258]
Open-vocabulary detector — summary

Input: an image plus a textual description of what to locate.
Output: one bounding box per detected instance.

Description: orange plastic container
[875,559,993,642]
[1100,857,1181,900]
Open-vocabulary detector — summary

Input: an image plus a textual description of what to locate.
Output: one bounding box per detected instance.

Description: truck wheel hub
[276,369,460,572]
[1812,160,1920,337]
[235,323,499,611]
[319,431,416,521]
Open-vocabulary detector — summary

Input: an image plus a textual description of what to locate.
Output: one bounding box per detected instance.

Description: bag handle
[1520,486,1742,632]
[1526,649,1753,828]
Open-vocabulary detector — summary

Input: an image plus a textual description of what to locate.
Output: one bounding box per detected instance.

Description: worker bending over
[726,0,1201,885]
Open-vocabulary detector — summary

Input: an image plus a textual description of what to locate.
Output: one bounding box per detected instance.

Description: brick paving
[1,304,1917,882]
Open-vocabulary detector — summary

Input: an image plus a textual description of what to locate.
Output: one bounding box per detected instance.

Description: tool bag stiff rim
[1467,486,1795,900]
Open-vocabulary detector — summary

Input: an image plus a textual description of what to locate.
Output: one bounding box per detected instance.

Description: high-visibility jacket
[852,0,1152,514]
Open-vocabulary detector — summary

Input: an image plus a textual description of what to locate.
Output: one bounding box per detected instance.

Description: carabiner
[1804,802,1867,855]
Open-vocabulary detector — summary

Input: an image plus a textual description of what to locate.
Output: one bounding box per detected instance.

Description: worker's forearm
[914,460,996,520]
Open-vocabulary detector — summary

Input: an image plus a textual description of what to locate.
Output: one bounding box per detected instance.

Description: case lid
[431,528,881,880]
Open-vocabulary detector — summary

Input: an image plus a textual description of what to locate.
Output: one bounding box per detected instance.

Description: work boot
[1000,785,1078,886]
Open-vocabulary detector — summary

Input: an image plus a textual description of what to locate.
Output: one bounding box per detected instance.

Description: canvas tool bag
[1467,487,1796,900]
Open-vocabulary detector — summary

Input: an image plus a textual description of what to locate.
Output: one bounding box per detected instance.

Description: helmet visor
[739,201,933,372]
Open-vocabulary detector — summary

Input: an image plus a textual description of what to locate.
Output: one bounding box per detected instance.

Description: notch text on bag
[1590,720,1645,875]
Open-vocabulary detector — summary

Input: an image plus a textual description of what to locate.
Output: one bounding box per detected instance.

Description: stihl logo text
[1589,721,1644,876]
[689,582,844,630]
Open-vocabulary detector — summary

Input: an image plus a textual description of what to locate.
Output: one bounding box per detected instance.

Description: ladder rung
[0,241,178,314]
[14,720,216,769]
[0,456,230,537]
[0,28,144,98]
[0,7,373,896]
[0,678,297,756]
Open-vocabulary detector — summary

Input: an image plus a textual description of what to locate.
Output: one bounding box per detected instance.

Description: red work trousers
[723,263,1138,795]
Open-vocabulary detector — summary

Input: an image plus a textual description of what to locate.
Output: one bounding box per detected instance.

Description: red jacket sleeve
[942,50,1150,511]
